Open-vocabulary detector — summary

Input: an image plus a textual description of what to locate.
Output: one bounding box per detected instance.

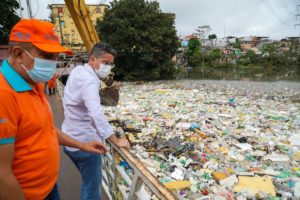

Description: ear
[13,46,24,63]
[90,55,96,62]
[88,55,96,68]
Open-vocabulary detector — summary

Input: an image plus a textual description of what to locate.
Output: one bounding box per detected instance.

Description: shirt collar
[84,63,100,82]
[0,60,32,92]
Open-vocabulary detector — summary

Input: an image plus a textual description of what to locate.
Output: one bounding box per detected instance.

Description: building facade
[48,4,107,51]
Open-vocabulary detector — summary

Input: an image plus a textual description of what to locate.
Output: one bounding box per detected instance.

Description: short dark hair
[90,42,117,59]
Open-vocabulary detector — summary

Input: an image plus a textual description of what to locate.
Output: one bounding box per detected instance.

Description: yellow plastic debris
[188,136,199,142]
[212,171,228,182]
[234,129,242,134]
[226,168,235,174]
[194,129,206,139]
[128,133,136,142]
[164,180,191,190]
[219,146,229,154]
[294,151,300,161]
[234,176,276,196]
[162,112,173,119]
[155,89,171,94]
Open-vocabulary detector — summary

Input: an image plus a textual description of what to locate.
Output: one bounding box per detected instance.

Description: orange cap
[10,19,72,55]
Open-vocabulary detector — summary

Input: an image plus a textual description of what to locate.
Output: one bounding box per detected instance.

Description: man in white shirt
[62,42,130,200]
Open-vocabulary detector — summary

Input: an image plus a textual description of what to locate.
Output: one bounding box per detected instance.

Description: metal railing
[55,79,177,200]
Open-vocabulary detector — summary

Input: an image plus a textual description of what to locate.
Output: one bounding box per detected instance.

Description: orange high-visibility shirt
[0,60,60,200]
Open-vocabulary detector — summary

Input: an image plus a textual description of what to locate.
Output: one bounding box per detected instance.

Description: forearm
[0,172,25,200]
[55,127,83,149]
[0,142,25,200]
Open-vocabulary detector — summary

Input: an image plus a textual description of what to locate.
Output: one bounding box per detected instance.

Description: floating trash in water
[104,80,300,199]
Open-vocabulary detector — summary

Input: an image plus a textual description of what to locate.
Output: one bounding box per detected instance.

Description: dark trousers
[49,88,56,95]
[64,148,102,200]
[45,183,60,200]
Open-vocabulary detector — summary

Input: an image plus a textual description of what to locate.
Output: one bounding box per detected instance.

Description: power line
[277,0,293,14]
[90,0,109,17]
[18,0,23,17]
[32,0,40,18]
[262,0,292,27]
[25,0,33,18]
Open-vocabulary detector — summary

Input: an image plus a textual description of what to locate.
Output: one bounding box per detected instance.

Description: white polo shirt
[62,63,113,151]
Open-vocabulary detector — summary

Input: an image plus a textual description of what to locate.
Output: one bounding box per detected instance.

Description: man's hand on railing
[108,134,131,150]
[115,138,131,149]
[80,141,108,154]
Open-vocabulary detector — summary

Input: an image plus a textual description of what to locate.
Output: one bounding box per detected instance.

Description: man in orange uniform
[48,73,58,95]
[0,19,107,200]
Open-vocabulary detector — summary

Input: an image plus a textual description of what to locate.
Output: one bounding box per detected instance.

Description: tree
[96,0,178,80]
[230,39,241,49]
[262,43,277,56]
[207,48,222,65]
[245,49,259,64]
[187,37,201,67]
[208,34,217,40]
[0,0,20,45]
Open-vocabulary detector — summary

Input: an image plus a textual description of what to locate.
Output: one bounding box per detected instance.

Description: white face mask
[95,64,113,79]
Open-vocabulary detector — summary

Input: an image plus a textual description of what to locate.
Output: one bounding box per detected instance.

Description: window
[96,8,101,13]
[58,7,64,14]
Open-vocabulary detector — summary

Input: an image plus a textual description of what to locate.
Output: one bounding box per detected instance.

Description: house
[280,37,300,53]
[239,36,270,49]
[202,36,238,49]
[221,47,241,56]
[178,35,198,47]
[249,47,262,55]
[48,4,107,51]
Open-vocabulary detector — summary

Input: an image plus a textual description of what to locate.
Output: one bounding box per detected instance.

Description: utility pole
[295,4,300,54]
[195,25,211,78]
[25,0,32,18]
[58,13,64,45]
[18,0,23,17]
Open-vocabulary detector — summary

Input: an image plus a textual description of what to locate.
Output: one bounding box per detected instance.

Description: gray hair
[8,42,33,54]
[90,42,117,59]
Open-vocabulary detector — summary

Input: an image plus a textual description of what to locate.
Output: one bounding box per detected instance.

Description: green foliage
[186,39,300,80]
[245,50,260,64]
[0,0,20,44]
[208,34,217,39]
[187,37,201,67]
[207,48,222,65]
[230,39,241,49]
[262,43,278,55]
[96,0,178,81]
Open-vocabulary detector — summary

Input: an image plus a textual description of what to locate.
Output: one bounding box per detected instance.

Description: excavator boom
[64,0,99,52]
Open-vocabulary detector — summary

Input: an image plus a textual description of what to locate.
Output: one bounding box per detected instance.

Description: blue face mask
[21,50,57,83]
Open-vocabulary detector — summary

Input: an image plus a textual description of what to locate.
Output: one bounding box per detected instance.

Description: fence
[55,79,177,200]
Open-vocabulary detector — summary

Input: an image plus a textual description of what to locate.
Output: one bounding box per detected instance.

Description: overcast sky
[18,0,300,39]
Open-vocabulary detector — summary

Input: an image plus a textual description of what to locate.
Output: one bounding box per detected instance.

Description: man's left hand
[80,141,108,154]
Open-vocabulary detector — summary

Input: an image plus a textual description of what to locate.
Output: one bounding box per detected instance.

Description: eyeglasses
[107,64,115,68]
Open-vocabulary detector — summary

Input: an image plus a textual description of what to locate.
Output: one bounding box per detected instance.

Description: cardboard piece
[234,176,276,196]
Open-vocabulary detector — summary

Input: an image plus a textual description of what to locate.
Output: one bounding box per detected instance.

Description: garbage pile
[104,80,300,200]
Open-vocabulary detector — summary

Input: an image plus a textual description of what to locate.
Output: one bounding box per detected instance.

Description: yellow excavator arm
[64,0,100,52]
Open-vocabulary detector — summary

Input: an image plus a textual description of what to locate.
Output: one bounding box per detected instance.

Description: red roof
[183,35,196,41]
